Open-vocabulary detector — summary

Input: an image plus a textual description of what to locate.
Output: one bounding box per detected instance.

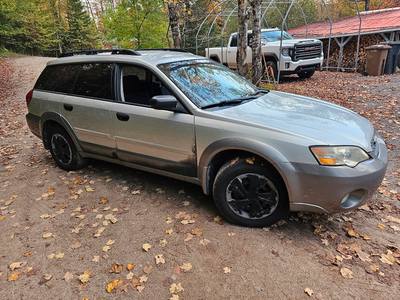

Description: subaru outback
[25,49,388,227]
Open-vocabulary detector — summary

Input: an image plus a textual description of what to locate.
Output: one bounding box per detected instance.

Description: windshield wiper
[201,99,245,109]
[249,89,270,96]
[201,91,268,110]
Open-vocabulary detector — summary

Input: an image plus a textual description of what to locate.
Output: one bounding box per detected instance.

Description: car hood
[211,90,374,150]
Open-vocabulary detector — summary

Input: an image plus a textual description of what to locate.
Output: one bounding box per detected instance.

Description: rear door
[111,64,196,177]
[61,63,116,157]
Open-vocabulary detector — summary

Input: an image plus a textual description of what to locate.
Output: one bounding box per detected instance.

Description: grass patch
[0,47,23,59]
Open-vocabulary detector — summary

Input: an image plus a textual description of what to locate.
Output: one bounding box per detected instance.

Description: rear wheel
[48,125,88,171]
[213,158,288,227]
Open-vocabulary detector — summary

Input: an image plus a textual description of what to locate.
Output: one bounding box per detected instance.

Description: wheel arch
[41,112,83,152]
[198,138,290,197]
[209,54,221,63]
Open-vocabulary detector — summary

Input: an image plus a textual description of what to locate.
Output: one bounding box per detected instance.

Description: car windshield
[158,60,258,108]
[261,30,293,43]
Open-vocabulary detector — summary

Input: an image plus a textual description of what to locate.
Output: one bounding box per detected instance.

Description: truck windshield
[158,61,258,108]
[261,30,293,43]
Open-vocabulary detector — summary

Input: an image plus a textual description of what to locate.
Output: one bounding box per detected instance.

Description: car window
[73,63,114,100]
[159,60,257,108]
[34,64,80,94]
[120,66,173,105]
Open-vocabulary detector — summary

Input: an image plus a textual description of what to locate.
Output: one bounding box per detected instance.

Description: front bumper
[284,140,388,214]
[279,56,323,74]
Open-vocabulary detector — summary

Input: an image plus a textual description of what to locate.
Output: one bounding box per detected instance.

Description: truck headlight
[310,146,370,167]
[281,48,291,56]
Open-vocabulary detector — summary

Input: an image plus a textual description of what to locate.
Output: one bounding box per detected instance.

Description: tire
[263,61,277,82]
[48,125,88,171]
[213,158,288,227]
[298,70,315,79]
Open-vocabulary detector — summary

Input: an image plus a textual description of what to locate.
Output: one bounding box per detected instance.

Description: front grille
[293,42,322,61]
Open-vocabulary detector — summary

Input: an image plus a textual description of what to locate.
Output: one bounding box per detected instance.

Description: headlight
[281,48,291,56]
[310,146,370,167]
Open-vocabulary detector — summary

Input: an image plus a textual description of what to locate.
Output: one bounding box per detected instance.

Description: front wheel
[213,158,288,227]
[263,61,277,82]
[48,125,88,171]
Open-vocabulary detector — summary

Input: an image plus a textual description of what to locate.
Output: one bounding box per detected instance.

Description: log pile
[320,34,385,72]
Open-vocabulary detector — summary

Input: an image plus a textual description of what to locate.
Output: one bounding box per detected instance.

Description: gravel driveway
[0,57,399,300]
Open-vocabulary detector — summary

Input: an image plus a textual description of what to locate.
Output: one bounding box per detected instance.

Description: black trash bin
[380,41,400,74]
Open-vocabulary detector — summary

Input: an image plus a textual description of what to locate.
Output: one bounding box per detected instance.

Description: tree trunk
[237,0,249,77]
[168,2,181,49]
[365,0,370,11]
[250,0,262,86]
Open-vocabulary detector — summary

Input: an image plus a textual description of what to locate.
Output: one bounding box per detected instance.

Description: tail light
[26,89,33,106]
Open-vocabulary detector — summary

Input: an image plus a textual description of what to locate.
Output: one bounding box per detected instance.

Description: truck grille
[293,42,322,61]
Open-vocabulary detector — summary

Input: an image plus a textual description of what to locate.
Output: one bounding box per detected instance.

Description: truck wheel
[48,125,88,171]
[213,158,288,227]
[263,61,277,81]
[298,70,315,79]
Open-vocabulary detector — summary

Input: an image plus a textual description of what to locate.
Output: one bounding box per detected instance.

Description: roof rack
[137,48,189,53]
[59,49,141,57]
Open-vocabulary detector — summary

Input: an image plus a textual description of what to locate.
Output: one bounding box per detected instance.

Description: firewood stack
[320,34,385,72]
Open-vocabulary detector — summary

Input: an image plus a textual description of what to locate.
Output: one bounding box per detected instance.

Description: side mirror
[151,95,178,110]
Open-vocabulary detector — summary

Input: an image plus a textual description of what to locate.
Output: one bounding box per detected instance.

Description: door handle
[116,112,129,122]
[63,104,73,111]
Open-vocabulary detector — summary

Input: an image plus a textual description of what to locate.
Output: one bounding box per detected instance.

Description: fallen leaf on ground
[199,238,211,246]
[155,254,165,264]
[180,263,192,272]
[143,266,153,274]
[377,223,386,229]
[173,264,180,274]
[78,273,90,284]
[103,246,111,252]
[110,263,123,274]
[9,261,27,271]
[166,228,173,235]
[169,282,184,294]
[106,240,115,246]
[340,268,353,279]
[7,271,21,281]
[304,287,313,296]
[142,243,151,251]
[126,272,134,280]
[92,255,100,262]
[214,216,223,225]
[42,232,54,239]
[380,250,396,265]
[63,272,73,282]
[192,227,202,236]
[107,279,123,293]
[127,264,135,271]
[223,267,231,274]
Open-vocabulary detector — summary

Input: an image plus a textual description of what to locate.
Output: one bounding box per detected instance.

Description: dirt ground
[0,57,399,300]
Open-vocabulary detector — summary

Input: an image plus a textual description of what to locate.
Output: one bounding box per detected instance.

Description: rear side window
[73,63,114,100]
[35,64,80,93]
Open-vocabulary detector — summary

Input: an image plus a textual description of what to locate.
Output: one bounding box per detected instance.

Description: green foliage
[0,0,101,56]
[102,0,169,49]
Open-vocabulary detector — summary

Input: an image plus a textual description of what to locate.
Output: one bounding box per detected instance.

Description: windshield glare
[159,61,258,108]
[261,30,293,43]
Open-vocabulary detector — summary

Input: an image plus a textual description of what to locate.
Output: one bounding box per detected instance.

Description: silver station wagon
[26,49,388,227]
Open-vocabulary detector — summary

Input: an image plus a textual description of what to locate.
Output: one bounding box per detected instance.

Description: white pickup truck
[205,28,323,79]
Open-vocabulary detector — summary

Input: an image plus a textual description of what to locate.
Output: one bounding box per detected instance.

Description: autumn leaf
[214,216,223,225]
[199,238,211,246]
[166,228,173,235]
[42,232,54,239]
[110,263,123,274]
[169,282,184,294]
[380,250,396,265]
[92,256,100,262]
[107,279,123,293]
[103,246,111,252]
[304,287,313,296]
[223,267,231,274]
[9,261,27,271]
[142,243,151,252]
[7,271,21,282]
[106,239,115,246]
[192,227,202,236]
[340,268,353,279]
[173,264,180,274]
[180,263,192,272]
[78,273,90,284]
[127,264,135,271]
[63,272,73,282]
[143,266,153,274]
[99,199,107,204]
[155,254,165,264]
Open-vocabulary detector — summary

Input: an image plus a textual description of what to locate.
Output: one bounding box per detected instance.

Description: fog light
[341,189,364,209]
[285,63,290,69]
